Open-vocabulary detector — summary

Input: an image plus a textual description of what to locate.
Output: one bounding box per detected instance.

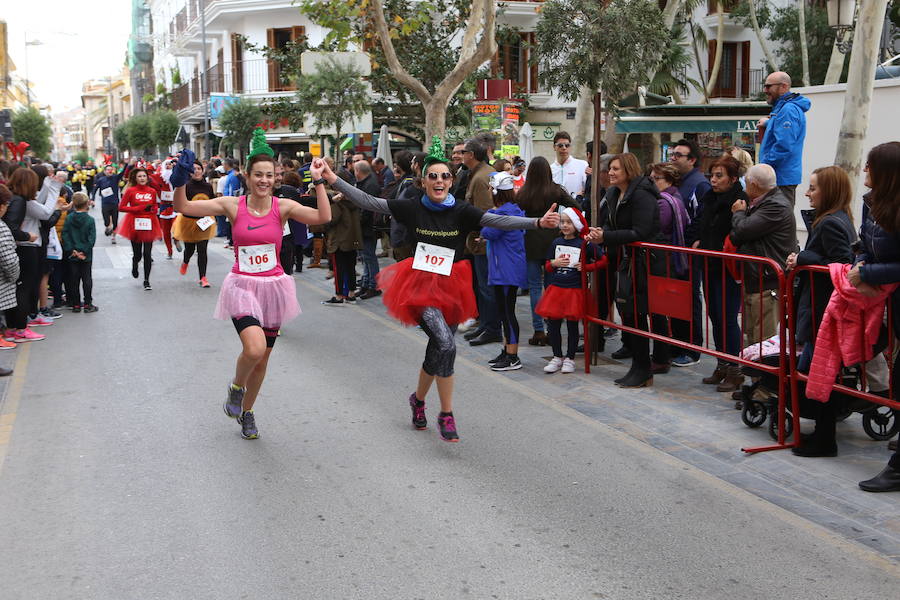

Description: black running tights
[183,240,209,278]
[493,284,520,346]
[419,307,458,378]
[547,318,580,359]
[131,241,153,281]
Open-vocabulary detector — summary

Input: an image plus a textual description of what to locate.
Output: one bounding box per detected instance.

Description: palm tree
[649,22,704,103]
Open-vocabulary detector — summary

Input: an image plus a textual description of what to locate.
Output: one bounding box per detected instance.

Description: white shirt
[551,156,588,199]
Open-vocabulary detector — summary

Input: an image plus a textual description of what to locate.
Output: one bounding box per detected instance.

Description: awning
[616,116,764,134]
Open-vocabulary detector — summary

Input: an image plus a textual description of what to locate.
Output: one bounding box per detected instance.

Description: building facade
[81,68,133,161]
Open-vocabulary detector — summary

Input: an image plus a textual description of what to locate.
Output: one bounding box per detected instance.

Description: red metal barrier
[581,241,795,453]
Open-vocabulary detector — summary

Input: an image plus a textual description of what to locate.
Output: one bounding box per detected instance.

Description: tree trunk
[823,38,846,84]
[797,0,811,86]
[748,0,778,72]
[423,101,447,146]
[834,0,890,193]
[706,4,726,98]
[662,0,685,30]
[572,85,595,160]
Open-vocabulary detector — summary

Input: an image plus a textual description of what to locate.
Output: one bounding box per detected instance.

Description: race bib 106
[238,243,276,274]
[412,242,454,276]
[134,217,152,231]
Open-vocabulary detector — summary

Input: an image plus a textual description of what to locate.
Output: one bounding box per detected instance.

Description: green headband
[248,127,275,159]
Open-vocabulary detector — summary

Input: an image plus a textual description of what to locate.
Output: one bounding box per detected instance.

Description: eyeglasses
[555,143,571,148]
[426,172,453,181]
[669,151,688,160]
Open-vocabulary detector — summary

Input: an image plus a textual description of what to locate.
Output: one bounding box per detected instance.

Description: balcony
[171,59,295,112]
[706,68,763,99]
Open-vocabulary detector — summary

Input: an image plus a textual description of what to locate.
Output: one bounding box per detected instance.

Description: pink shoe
[27,314,54,327]
[3,329,16,342]
[12,328,45,342]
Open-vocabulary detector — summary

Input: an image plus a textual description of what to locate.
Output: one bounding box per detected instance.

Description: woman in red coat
[118,168,162,290]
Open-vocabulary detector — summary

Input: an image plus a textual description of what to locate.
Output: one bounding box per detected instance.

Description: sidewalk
[299,254,900,562]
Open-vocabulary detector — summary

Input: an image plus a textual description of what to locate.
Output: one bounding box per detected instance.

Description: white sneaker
[544,357,564,373]
[458,318,478,333]
[561,358,576,374]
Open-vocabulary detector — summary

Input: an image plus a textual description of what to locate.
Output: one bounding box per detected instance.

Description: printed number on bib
[134,218,152,231]
[412,242,454,276]
[238,243,277,274]
[100,187,113,198]
[161,191,174,202]
[555,245,581,265]
[197,216,215,231]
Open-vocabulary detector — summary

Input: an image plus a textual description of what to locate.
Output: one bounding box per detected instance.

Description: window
[491,33,537,94]
[266,26,305,92]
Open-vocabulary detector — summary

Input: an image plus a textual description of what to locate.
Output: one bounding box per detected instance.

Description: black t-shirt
[387,197,484,261]
[274,184,301,202]
[545,236,602,289]
[184,179,215,219]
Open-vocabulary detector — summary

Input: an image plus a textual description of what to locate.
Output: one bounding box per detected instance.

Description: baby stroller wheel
[741,400,767,428]
[768,403,794,441]
[862,406,900,441]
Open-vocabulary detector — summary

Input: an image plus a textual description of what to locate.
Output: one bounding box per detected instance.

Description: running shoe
[321,297,346,306]
[11,328,45,342]
[458,318,478,333]
[83,304,99,313]
[491,355,522,371]
[104,225,113,236]
[487,350,507,365]
[166,253,173,260]
[111,236,116,245]
[672,355,700,367]
[143,281,152,291]
[28,314,54,327]
[437,413,459,442]
[71,305,82,313]
[0,338,16,350]
[345,295,357,304]
[40,307,63,319]
[199,277,210,288]
[174,239,183,252]
[224,384,244,419]
[2,330,15,342]
[544,357,564,373]
[238,410,259,439]
[561,358,576,374]
[179,262,188,275]
[409,392,426,430]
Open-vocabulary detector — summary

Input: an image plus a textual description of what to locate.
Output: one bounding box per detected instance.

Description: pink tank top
[231,195,284,277]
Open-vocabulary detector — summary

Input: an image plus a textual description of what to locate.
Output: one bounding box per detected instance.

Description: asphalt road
[0,220,898,599]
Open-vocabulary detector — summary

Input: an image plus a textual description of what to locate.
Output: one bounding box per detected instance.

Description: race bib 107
[412,242,454,276]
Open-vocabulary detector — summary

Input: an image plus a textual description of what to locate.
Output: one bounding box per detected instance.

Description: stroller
[736,334,900,442]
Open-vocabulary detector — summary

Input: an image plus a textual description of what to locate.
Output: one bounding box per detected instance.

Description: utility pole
[106,76,114,159]
[200,0,212,158]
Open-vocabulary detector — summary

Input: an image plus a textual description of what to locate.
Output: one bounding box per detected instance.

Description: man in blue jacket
[759,71,810,206]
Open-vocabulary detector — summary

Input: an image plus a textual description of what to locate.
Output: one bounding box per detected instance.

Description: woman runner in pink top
[171,131,331,439]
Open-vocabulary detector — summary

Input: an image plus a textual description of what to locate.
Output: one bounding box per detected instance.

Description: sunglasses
[763,83,783,90]
[669,151,689,159]
[555,143,571,148]
[426,172,453,181]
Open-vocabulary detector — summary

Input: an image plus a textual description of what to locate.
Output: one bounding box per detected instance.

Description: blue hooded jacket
[481,201,527,288]
[759,92,811,186]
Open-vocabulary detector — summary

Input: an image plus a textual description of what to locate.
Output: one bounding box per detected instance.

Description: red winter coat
[806,263,896,402]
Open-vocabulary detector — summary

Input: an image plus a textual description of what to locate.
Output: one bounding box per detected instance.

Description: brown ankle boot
[716,365,744,392]
[528,331,548,346]
[308,237,325,268]
[702,364,727,385]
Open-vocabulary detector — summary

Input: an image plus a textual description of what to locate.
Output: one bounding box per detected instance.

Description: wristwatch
[312,178,327,187]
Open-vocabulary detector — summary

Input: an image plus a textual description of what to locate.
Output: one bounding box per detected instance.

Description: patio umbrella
[375,124,392,168]
[518,122,534,165]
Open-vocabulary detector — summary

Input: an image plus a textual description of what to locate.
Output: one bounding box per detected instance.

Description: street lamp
[827,0,857,54]
[24,34,44,106]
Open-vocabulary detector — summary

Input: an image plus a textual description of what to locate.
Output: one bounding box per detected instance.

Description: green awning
[615,117,762,134]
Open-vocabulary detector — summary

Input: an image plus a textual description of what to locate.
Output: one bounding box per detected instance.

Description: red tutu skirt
[536,285,594,320]
[117,213,162,243]
[376,258,477,326]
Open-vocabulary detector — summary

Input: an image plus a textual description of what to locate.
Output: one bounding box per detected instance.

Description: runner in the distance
[311,138,560,442]
[171,130,331,439]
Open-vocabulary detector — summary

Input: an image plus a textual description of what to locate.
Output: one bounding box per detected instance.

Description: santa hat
[561,206,588,237]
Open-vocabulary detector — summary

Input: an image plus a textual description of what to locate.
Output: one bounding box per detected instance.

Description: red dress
[117,185,162,243]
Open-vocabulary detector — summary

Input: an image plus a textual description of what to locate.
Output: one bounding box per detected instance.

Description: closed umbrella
[519,122,534,165]
[375,124,392,168]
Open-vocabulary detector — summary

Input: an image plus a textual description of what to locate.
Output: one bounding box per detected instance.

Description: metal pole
[24,33,31,107]
[200,0,212,158]
[107,76,114,159]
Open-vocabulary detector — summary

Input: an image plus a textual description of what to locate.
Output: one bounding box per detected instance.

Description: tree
[707,2,727,98]
[300,0,496,143]
[114,123,130,153]
[797,0,811,86]
[11,106,52,158]
[73,150,91,165]
[649,22,704,103]
[268,56,370,162]
[747,0,778,72]
[150,109,180,156]
[218,98,263,161]
[125,113,154,157]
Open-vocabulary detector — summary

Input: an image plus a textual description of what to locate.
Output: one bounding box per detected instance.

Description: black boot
[859,466,900,492]
[616,364,652,388]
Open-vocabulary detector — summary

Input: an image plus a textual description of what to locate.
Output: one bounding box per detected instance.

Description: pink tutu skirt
[214,272,300,329]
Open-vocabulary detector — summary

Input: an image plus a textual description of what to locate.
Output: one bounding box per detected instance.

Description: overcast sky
[4,1,132,112]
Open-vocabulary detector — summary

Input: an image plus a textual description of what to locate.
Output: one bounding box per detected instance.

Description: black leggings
[331,250,357,297]
[69,260,93,305]
[183,240,209,278]
[131,241,153,281]
[419,307,457,378]
[102,204,118,230]
[547,318,580,359]
[494,285,520,346]
[4,246,40,329]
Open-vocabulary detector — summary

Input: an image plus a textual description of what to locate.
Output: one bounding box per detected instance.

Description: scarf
[421,193,456,212]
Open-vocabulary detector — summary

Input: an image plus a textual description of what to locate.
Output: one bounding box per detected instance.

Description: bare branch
[370,0,432,104]
[433,0,497,102]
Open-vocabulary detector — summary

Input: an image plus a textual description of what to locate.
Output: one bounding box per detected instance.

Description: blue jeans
[704,270,742,360]
[216,215,231,243]
[472,254,500,335]
[359,236,380,290]
[526,259,546,333]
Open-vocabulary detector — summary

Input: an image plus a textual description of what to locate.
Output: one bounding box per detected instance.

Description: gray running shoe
[224,385,244,419]
[239,410,259,439]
